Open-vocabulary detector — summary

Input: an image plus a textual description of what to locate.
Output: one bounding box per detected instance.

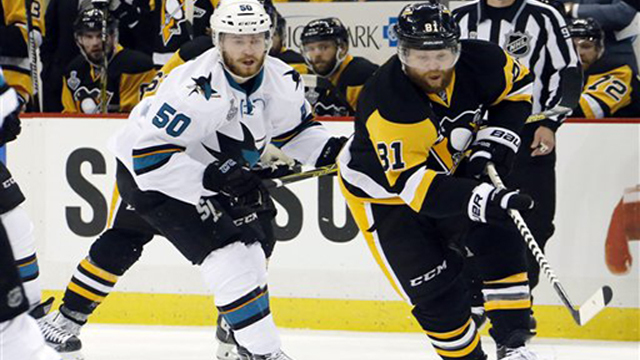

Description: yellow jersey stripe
[107,185,120,229]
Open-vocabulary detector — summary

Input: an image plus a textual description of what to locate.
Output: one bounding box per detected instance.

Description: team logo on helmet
[504,31,532,57]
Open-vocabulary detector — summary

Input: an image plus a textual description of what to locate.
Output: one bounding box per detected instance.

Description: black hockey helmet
[300,18,349,46]
[73,7,118,35]
[568,18,604,44]
[393,2,460,50]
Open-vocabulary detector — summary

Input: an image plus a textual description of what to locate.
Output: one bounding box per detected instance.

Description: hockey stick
[486,162,613,326]
[98,5,109,114]
[24,0,41,112]
[184,0,195,40]
[264,164,338,189]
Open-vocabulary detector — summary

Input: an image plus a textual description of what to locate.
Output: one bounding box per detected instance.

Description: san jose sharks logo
[202,123,265,167]
[284,69,302,91]
[188,73,219,100]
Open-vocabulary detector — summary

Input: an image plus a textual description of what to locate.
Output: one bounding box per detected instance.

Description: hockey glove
[315,136,348,167]
[203,158,262,199]
[466,127,520,178]
[0,111,21,146]
[467,183,534,224]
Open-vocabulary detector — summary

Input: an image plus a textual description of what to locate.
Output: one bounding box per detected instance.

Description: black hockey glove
[203,158,262,199]
[0,111,21,146]
[315,136,348,167]
[466,127,520,178]
[467,183,534,225]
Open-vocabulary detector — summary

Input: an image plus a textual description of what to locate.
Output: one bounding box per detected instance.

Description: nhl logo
[504,31,531,57]
[7,286,23,308]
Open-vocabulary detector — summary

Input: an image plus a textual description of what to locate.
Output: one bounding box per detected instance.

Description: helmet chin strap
[76,34,117,68]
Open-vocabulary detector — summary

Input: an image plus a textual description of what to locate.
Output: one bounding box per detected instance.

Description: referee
[453,0,582,326]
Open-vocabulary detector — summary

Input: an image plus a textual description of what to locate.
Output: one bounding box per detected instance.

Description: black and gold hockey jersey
[305,55,378,117]
[338,40,533,218]
[573,57,640,118]
[0,0,44,103]
[62,45,156,113]
[150,0,217,66]
[142,35,308,98]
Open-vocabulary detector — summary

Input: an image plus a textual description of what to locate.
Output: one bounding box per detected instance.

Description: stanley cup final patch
[504,31,532,57]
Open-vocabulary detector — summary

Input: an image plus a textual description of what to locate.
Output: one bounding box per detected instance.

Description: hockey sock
[201,242,281,356]
[423,317,484,360]
[482,272,533,345]
[62,256,118,320]
[2,207,41,308]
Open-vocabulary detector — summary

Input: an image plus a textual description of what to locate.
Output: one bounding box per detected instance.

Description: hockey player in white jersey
[106,1,345,359]
[0,69,62,360]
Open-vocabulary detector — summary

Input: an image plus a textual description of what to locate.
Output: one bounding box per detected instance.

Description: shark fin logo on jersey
[202,123,264,166]
[188,73,218,100]
[504,31,531,57]
[284,69,302,90]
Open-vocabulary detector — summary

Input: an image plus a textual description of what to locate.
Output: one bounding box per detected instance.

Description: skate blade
[60,350,85,360]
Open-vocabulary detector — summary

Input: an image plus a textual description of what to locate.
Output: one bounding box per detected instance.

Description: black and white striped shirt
[453,0,580,127]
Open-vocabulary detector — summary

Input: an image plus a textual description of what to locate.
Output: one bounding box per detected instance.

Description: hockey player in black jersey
[299,17,378,117]
[61,8,156,113]
[568,18,640,118]
[338,3,540,360]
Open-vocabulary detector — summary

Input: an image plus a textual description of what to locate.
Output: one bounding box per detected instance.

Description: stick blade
[578,286,613,326]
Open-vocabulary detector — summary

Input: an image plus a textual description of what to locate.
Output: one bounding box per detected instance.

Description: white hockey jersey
[108,49,332,205]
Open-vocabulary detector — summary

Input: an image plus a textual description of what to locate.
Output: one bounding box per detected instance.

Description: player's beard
[407,68,454,94]
[311,57,337,77]
[223,51,265,79]
[416,68,455,94]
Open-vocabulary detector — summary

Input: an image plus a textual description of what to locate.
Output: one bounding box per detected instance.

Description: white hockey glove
[467,183,534,225]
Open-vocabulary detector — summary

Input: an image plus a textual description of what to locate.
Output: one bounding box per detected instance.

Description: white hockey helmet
[210,0,272,47]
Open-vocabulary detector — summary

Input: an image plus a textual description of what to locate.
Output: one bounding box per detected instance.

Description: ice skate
[498,345,539,360]
[33,303,84,360]
[239,349,294,360]
[216,316,241,360]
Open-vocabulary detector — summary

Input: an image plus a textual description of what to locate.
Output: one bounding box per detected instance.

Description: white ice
[77,324,639,360]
